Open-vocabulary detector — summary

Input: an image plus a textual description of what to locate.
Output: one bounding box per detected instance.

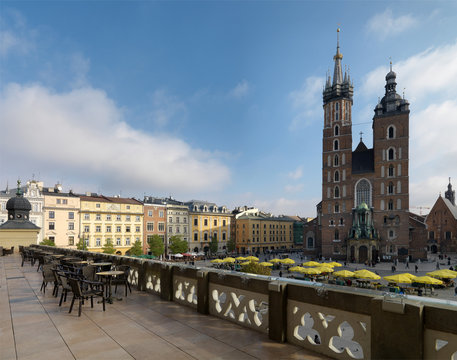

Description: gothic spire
[445,177,455,205]
[332,28,344,86]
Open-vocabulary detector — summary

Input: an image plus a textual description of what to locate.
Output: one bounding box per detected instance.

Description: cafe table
[96,270,124,303]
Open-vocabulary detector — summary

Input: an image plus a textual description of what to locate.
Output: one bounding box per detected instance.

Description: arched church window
[388,182,394,194]
[334,154,339,166]
[388,164,394,177]
[334,203,339,213]
[355,179,371,207]
[388,125,395,139]
[334,171,340,182]
[334,186,340,198]
[339,218,344,225]
[334,229,339,240]
[388,199,394,210]
[334,125,339,136]
[388,148,395,160]
[334,139,339,151]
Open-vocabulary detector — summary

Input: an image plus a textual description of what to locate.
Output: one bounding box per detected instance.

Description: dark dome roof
[6,196,32,212]
[386,70,396,81]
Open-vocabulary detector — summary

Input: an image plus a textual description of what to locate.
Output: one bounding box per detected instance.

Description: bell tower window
[334,154,339,166]
[388,125,395,139]
[334,125,339,136]
[388,148,395,160]
[355,179,371,207]
[334,171,340,182]
[334,139,339,151]
[334,186,340,198]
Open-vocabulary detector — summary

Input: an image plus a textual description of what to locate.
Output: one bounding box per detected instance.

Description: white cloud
[70,53,91,88]
[253,197,319,217]
[0,9,35,57]
[366,9,417,39]
[361,40,457,104]
[284,184,304,193]
[288,76,324,131]
[0,83,230,195]
[229,80,250,98]
[148,89,187,128]
[288,166,303,180]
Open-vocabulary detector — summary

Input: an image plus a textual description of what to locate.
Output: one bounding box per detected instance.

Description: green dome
[357,202,369,211]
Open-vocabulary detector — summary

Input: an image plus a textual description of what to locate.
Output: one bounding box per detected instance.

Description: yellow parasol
[302,261,321,267]
[223,257,236,263]
[281,258,295,265]
[426,270,457,279]
[245,256,259,261]
[269,258,282,263]
[211,259,223,263]
[384,273,416,284]
[259,262,273,267]
[316,265,334,273]
[240,261,251,266]
[333,270,355,278]
[302,267,322,275]
[353,269,381,280]
[235,256,246,261]
[326,262,343,267]
[413,276,444,285]
[289,266,305,272]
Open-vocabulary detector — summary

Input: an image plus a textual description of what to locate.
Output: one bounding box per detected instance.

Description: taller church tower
[321,29,354,257]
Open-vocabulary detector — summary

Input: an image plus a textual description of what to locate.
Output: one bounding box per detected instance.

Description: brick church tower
[318,30,411,263]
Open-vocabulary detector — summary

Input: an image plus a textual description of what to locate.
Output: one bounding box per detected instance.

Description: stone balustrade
[32,245,457,360]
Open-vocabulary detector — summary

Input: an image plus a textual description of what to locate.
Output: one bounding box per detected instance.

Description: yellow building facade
[235,213,294,254]
[186,201,231,253]
[79,195,143,255]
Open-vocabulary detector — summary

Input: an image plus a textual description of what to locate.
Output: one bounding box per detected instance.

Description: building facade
[42,185,80,248]
[186,201,230,254]
[310,31,415,263]
[425,180,457,253]
[142,198,167,254]
[79,195,143,255]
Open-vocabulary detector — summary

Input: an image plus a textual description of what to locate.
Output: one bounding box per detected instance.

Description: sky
[1,1,457,217]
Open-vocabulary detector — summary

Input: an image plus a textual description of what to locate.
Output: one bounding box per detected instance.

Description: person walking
[415,264,418,273]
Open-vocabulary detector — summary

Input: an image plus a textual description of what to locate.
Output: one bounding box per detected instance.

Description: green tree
[76,237,87,250]
[40,238,55,246]
[148,235,165,258]
[210,236,218,255]
[129,240,143,256]
[241,262,271,276]
[102,239,116,254]
[168,235,188,254]
[226,238,236,253]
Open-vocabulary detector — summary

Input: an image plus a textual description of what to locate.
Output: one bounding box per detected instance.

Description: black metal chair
[40,264,56,295]
[112,265,132,297]
[68,277,105,317]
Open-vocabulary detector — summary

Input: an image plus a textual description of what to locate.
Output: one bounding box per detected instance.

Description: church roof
[0,220,40,230]
[443,198,457,220]
[352,147,374,174]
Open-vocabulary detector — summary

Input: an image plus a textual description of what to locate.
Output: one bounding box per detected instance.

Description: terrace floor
[0,255,330,360]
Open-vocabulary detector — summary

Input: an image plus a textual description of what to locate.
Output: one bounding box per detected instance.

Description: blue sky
[1,1,457,216]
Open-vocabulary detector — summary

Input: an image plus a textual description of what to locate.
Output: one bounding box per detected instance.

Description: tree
[210,236,218,255]
[241,262,271,276]
[40,238,55,246]
[227,238,236,253]
[129,240,143,256]
[148,235,165,258]
[168,235,188,254]
[76,237,87,250]
[102,239,116,254]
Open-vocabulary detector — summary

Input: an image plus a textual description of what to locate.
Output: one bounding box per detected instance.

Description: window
[96,214,101,221]
[183,217,187,223]
[106,214,111,221]
[184,226,187,234]
[148,210,153,216]
[126,238,131,246]
[84,214,90,220]
[116,226,121,232]
[126,205,130,210]
[339,218,344,225]
[126,225,131,233]
[334,139,339,151]
[214,219,217,226]
[334,154,339,166]
[62,199,67,205]
[106,225,112,232]
[223,220,226,226]
[96,238,101,246]
[204,219,208,226]
[334,230,339,240]
[116,238,121,246]
[158,223,165,231]
[307,237,314,249]
[147,222,154,231]
[194,232,198,241]
[126,215,131,221]
[169,217,173,223]
[68,236,74,246]
[56,199,61,204]
[334,171,340,182]
[84,225,90,232]
[388,165,394,177]
[334,203,339,213]
[169,226,173,233]
[116,215,121,221]
[446,231,451,240]
[334,125,339,136]
[388,148,395,160]
[389,230,395,238]
[388,126,395,139]
[84,238,89,246]
[49,211,55,219]
[96,226,101,232]
[356,179,371,206]
[388,200,394,210]
[96,203,100,208]
[68,222,74,230]
[388,182,394,194]
[136,226,140,233]
[222,232,226,241]
[204,233,208,241]
[49,222,55,230]
[334,186,340,198]
[68,212,74,219]
[429,231,435,240]
[136,216,140,222]
[159,210,164,217]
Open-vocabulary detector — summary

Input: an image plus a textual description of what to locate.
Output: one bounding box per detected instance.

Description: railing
[32,245,457,359]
